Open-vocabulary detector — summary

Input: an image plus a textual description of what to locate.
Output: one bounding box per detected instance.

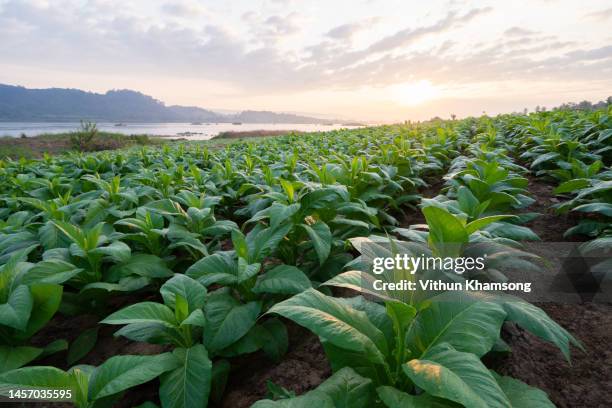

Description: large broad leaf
[253,265,312,295]
[422,206,468,256]
[491,371,555,408]
[203,290,261,352]
[0,366,76,396]
[210,360,230,405]
[0,345,43,373]
[13,283,63,341]
[501,298,582,361]
[260,318,289,362]
[90,241,132,264]
[67,327,99,365]
[407,292,507,358]
[267,288,389,365]
[530,152,560,168]
[0,285,33,331]
[39,220,67,250]
[300,222,332,265]
[553,179,591,194]
[322,271,393,302]
[484,223,540,241]
[247,223,292,262]
[218,317,289,362]
[251,391,334,408]
[185,252,238,287]
[89,353,180,400]
[114,322,184,345]
[250,202,301,229]
[465,216,515,236]
[403,344,510,408]
[160,274,207,312]
[109,254,173,279]
[377,386,461,407]
[572,202,612,217]
[159,345,212,408]
[101,302,178,327]
[19,260,82,285]
[315,367,374,408]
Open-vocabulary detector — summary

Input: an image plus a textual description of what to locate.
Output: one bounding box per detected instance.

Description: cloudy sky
[1,0,611,121]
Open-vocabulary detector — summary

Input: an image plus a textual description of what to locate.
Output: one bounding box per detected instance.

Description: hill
[0,84,336,124]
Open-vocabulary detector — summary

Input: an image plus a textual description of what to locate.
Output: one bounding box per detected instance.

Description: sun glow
[391,80,441,106]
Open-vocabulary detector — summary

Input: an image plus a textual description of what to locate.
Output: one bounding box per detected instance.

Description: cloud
[161,1,206,18]
[504,27,538,37]
[325,17,381,40]
[365,7,491,54]
[584,7,612,21]
[0,0,610,104]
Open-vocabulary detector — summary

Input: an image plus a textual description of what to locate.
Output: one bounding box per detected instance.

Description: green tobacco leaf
[377,386,461,407]
[39,220,66,250]
[385,300,416,341]
[0,285,33,331]
[267,288,388,365]
[530,152,560,168]
[160,274,207,312]
[422,206,468,256]
[251,391,334,408]
[159,345,212,408]
[300,222,332,265]
[101,302,177,327]
[457,186,479,215]
[67,327,99,365]
[114,322,183,345]
[89,353,180,400]
[465,215,515,236]
[502,298,582,361]
[553,179,591,195]
[407,293,506,358]
[204,291,261,352]
[185,252,238,286]
[315,367,374,408]
[260,318,289,362]
[20,260,82,285]
[492,371,555,408]
[90,241,131,264]
[231,229,249,260]
[248,223,292,262]
[40,339,69,358]
[572,202,612,217]
[0,366,77,398]
[484,223,540,241]
[0,345,43,373]
[210,360,230,405]
[253,265,312,295]
[109,254,173,279]
[12,283,63,341]
[322,271,391,301]
[403,344,510,408]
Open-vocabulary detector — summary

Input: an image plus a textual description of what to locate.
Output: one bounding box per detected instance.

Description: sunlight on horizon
[390,80,442,106]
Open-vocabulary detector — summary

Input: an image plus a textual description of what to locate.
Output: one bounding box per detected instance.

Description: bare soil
[221,324,330,408]
[494,302,612,408]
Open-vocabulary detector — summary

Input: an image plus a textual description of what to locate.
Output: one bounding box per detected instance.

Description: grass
[0,131,165,159]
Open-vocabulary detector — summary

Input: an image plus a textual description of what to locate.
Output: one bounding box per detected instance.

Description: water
[0,122,362,140]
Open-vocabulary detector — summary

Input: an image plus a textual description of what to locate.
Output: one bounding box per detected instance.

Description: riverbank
[0,132,164,158]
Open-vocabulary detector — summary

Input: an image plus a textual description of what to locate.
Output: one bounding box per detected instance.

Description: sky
[0,0,611,122]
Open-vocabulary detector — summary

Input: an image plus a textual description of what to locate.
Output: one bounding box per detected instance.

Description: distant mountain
[0,84,338,124]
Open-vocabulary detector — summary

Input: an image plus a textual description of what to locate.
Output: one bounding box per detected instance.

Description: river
[0,122,363,140]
